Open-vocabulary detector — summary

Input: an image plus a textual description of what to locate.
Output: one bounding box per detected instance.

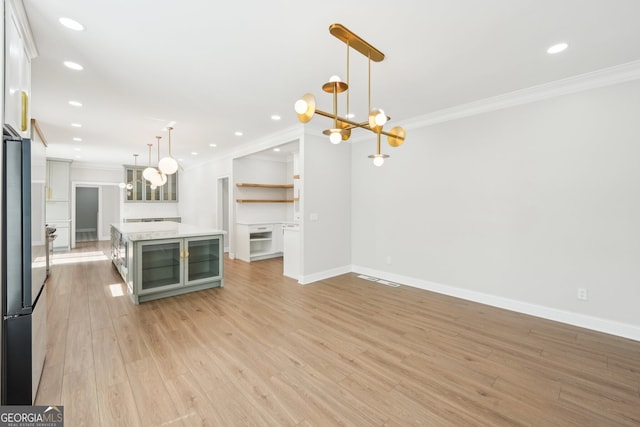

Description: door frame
[216,175,230,253]
[71,183,101,248]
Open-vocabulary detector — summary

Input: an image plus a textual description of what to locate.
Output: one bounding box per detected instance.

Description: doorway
[217,176,230,252]
[76,187,99,242]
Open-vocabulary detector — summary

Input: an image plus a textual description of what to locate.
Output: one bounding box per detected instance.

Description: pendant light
[154,137,167,186]
[143,143,158,182]
[143,142,166,187]
[158,126,178,175]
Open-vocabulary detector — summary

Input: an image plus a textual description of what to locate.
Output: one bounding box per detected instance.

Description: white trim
[299,264,352,285]
[351,265,640,342]
[7,0,38,58]
[404,60,640,130]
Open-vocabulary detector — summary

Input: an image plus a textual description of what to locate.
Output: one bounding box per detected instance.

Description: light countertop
[111,221,225,241]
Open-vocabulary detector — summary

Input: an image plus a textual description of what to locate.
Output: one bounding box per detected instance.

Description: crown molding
[404,60,640,130]
[7,0,39,59]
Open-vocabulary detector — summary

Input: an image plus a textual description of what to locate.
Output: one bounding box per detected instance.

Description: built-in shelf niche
[235,182,294,203]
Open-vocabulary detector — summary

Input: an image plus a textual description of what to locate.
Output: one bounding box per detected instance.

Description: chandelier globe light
[143,143,158,182]
[294,23,406,166]
[158,126,178,175]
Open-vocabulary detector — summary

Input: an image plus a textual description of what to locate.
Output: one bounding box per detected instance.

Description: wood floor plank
[97,381,143,427]
[35,241,640,426]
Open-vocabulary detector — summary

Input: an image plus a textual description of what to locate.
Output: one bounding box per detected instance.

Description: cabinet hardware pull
[21,91,28,132]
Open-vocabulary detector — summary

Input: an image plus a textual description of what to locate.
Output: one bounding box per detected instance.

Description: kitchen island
[111,221,225,304]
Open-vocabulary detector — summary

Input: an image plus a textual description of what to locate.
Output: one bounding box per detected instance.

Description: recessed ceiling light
[234,131,243,136]
[68,100,83,107]
[191,152,198,156]
[547,42,568,54]
[345,113,355,119]
[59,17,85,31]
[209,143,217,147]
[271,115,281,121]
[71,123,82,128]
[273,148,281,152]
[73,137,82,142]
[63,61,84,71]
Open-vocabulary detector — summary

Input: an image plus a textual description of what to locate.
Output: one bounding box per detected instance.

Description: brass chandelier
[294,24,406,166]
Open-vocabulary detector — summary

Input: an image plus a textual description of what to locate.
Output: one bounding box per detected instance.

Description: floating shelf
[236,199,294,203]
[236,183,293,188]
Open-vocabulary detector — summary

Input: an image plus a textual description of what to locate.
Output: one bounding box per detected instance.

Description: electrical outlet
[577,288,588,301]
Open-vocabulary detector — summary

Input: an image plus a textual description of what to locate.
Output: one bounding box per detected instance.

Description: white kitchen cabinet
[236,223,284,262]
[283,224,300,280]
[46,160,71,202]
[49,220,70,251]
[4,0,35,138]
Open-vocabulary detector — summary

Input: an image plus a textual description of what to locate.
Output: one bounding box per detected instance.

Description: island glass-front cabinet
[135,235,222,303]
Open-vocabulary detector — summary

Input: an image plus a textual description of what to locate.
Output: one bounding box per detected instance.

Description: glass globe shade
[294,99,308,114]
[126,183,133,190]
[373,156,384,167]
[118,182,126,189]
[155,172,167,186]
[375,109,387,126]
[329,75,341,82]
[158,157,178,175]
[150,183,157,190]
[143,166,157,182]
[329,131,342,144]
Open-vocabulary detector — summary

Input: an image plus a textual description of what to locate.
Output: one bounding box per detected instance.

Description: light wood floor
[36,241,640,426]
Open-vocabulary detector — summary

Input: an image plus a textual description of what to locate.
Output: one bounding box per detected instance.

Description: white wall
[351,79,640,339]
[300,133,352,283]
[180,157,230,229]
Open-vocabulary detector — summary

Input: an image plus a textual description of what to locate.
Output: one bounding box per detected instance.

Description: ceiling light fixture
[271,115,281,121]
[234,131,243,136]
[59,17,84,31]
[73,137,82,142]
[158,127,178,175]
[71,123,82,128]
[295,23,406,166]
[63,61,83,71]
[68,100,82,107]
[547,42,568,54]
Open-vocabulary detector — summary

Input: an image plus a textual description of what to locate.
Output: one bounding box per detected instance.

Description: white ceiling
[22,0,640,169]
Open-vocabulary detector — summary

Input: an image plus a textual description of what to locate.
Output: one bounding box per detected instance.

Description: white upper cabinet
[3,0,37,137]
[46,160,71,201]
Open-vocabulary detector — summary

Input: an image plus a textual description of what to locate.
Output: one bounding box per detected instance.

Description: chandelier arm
[315,109,403,141]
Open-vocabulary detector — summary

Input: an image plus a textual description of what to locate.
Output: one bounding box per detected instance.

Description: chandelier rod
[314,109,402,141]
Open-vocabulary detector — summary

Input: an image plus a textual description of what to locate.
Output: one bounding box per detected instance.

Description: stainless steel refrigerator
[2,125,47,404]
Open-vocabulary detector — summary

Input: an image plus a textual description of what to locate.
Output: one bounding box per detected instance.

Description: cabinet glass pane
[125,168,143,201]
[162,173,178,201]
[187,238,220,282]
[145,181,160,201]
[141,242,181,290]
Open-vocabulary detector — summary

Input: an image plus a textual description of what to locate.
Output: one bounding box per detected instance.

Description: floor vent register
[357,275,401,287]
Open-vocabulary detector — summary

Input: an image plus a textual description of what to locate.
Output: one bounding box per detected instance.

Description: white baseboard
[351,265,640,342]
[299,265,352,285]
